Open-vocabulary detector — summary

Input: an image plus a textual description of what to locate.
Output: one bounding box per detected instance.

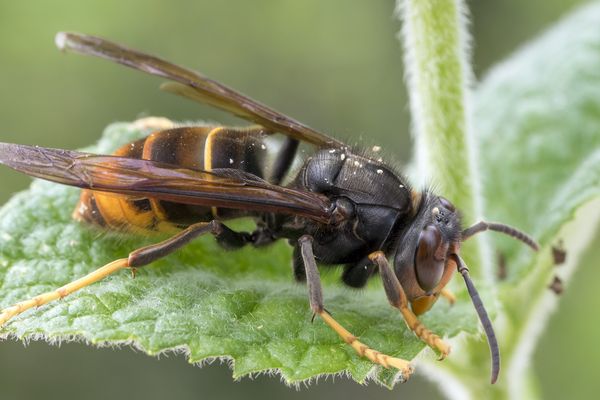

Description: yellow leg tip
[318,311,414,375]
[403,365,415,381]
[0,258,129,329]
[440,289,457,305]
[436,341,451,360]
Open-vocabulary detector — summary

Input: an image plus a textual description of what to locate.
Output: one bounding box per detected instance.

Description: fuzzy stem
[398,0,490,279]
[399,0,475,208]
[398,0,497,398]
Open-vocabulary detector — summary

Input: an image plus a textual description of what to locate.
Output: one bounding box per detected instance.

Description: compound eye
[414,225,445,292]
[439,196,456,212]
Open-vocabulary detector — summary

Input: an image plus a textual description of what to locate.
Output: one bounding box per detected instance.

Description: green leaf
[0,122,479,388]
[476,3,600,269]
[480,2,600,395]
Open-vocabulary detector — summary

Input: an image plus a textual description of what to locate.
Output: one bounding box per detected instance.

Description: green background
[0,1,596,399]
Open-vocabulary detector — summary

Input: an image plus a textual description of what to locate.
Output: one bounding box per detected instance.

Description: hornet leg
[0,220,238,327]
[298,235,413,378]
[440,289,456,305]
[369,251,451,360]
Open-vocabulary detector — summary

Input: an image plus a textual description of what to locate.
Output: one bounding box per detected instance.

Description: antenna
[462,221,539,251]
[452,254,500,384]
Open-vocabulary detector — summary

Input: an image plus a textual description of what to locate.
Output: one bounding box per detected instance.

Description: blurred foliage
[0,1,597,399]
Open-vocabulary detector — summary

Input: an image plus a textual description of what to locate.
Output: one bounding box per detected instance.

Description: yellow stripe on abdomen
[204,126,225,218]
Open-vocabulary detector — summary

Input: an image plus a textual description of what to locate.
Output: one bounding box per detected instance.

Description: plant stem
[398,0,490,278]
[398,0,475,209]
[398,0,497,398]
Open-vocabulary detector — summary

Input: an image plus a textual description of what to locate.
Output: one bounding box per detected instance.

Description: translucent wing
[55,32,344,148]
[0,143,333,223]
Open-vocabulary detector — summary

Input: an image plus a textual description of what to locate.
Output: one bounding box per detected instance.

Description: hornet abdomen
[73,126,271,232]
